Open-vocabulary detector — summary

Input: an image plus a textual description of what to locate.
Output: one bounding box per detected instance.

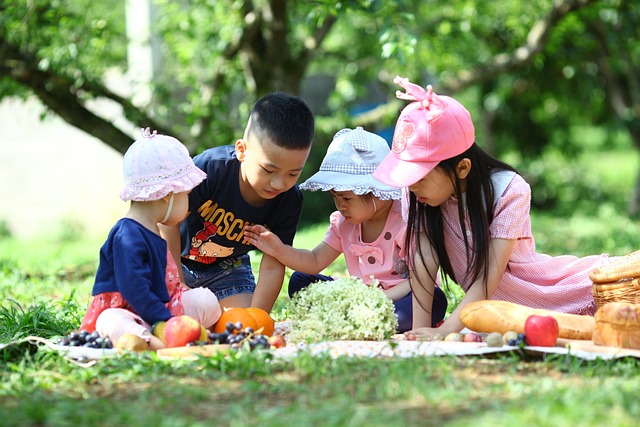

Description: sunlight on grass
[2,140,640,425]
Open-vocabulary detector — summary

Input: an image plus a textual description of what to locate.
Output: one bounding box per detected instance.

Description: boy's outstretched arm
[244,224,340,274]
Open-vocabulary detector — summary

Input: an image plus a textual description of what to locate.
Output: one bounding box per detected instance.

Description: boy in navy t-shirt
[161,93,315,313]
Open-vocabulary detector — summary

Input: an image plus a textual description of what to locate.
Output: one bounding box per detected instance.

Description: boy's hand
[243,224,285,257]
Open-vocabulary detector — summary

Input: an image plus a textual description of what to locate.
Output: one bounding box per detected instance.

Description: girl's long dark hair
[406,143,517,313]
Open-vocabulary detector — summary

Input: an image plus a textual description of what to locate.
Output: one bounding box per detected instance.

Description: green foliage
[0,0,126,98]
[0,296,83,343]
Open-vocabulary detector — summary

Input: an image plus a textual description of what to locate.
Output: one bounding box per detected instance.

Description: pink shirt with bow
[323,200,408,289]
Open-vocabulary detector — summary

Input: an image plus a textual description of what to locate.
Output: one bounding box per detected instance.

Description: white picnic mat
[272,321,640,361]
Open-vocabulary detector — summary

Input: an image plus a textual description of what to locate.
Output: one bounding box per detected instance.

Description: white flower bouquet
[287,276,399,342]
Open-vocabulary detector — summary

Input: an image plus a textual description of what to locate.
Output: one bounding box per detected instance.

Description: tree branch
[0,35,177,154]
[296,14,338,73]
[354,0,595,128]
[443,0,595,93]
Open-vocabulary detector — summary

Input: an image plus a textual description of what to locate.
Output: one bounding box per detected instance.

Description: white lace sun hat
[300,127,402,200]
[120,128,207,202]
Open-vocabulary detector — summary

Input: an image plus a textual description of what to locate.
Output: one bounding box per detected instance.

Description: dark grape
[58,330,114,349]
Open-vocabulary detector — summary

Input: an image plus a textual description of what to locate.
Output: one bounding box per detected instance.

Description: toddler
[81,129,222,349]
[245,127,448,332]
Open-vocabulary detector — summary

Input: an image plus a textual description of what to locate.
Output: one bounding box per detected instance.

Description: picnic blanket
[3,321,640,363]
[272,321,640,361]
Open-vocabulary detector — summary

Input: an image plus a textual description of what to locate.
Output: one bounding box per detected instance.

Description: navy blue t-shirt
[180,145,303,269]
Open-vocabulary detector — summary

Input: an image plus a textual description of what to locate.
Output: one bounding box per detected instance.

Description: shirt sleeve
[322,211,344,252]
[490,174,533,240]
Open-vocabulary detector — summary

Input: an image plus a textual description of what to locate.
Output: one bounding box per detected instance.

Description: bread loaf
[592,302,640,349]
[459,300,594,340]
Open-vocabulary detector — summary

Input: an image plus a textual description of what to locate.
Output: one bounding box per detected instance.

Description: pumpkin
[212,307,275,336]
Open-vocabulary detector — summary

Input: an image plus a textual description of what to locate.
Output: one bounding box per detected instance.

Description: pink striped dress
[440,171,607,315]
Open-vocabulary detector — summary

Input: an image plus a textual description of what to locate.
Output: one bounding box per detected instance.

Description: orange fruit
[211,307,275,336]
[212,307,258,334]
[246,307,275,336]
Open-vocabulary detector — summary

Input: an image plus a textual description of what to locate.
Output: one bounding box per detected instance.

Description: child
[244,127,448,332]
[81,129,222,350]
[161,93,315,313]
[372,76,608,340]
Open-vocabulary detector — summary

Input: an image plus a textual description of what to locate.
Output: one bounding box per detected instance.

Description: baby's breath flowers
[287,277,398,342]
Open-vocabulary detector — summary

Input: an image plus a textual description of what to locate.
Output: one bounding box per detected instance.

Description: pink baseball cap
[372,76,475,187]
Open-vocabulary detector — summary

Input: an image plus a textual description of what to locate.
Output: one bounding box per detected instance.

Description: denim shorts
[182,253,256,301]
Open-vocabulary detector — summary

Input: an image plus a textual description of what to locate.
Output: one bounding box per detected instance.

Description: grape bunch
[506,333,528,347]
[56,330,114,349]
[188,321,270,351]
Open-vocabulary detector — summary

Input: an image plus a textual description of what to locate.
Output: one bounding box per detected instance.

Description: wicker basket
[589,250,640,283]
[590,250,640,309]
[592,277,640,309]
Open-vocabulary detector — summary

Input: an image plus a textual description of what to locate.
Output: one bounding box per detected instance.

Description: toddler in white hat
[80,128,222,350]
[244,127,448,332]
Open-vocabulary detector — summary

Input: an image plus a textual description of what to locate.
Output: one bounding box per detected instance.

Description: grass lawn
[2,214,640,426]
[2,142,640,426]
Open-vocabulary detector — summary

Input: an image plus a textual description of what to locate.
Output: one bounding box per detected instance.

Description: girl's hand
[243,224,285,256]
[404,327,439,341]
[404,323,458,341]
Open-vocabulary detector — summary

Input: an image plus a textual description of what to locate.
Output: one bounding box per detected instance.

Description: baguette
[459,300,594,340]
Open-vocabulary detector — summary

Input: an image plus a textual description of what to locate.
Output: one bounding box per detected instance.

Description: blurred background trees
[1,0,639,225]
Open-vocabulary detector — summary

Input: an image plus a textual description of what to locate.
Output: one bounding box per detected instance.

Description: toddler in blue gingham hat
[244,126,449,334]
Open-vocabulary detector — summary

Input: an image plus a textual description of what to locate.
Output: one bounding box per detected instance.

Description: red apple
[164,315,202,348]
[524,315,559,347]
[268,335,286,349]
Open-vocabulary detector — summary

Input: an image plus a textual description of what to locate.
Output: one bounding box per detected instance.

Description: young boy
[161,93,315,313]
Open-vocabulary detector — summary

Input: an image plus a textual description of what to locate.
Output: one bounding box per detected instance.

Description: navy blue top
[180,145,303,269]
[92,218,172,325]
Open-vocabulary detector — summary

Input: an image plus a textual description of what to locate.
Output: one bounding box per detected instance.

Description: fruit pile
[421,330,528,348]
[190,321,272,350]
[56,330,114,349]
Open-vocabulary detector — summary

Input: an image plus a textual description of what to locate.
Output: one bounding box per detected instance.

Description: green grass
[0,349,639,426]
[2,214,640,426]
[3,141,640,425]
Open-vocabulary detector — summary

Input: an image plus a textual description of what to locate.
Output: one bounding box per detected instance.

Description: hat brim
[300,171,402,200]
[372,153,438,188]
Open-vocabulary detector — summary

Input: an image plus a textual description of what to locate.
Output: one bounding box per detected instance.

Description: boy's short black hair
[248,92,315,150]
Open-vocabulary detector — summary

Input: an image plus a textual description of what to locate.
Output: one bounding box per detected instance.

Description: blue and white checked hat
[300,127,402,200]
